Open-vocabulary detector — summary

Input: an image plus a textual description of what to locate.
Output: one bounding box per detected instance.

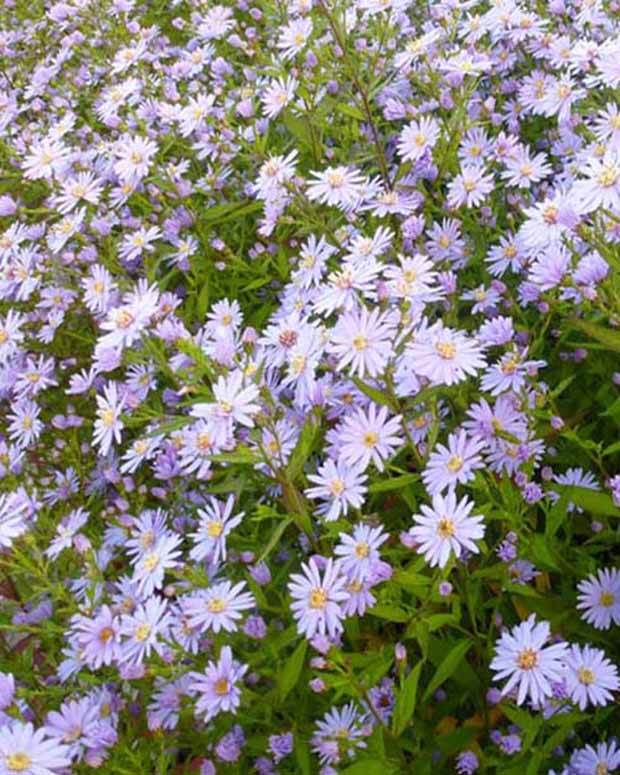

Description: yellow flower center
[437,518,455,538]
[577,667,595,685]
[207,521,223,538]
[197,432,213,452]
[215,678,229,695]
[599,591,615,607]
[0,330,8,344]
[99,626,115,643]
[329,478,345,496]
[446,455,463,472]
[208,598,226,613]
[517,648,538,670]
[355,542,370,558]
[101,408,116,428]
[135,623,151,642]
[436,342,456,360]
[598,165,618,188]
[363,431,378,448]
[143,553,159,571]
[309,588,328,609]
[352,335,368,351]
[6,753,32,771]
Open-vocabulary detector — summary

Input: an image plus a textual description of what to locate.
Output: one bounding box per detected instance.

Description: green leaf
[258,516,293,564]
[287,414,321,482]
[391,661,423,736]
[502,704,543,748]
[369,473,419,494]
[352,377,398,411]
[294,738,312,775]
[570,318,620,352]
[557,485,620,517]
[368,604,410,623]
[422,639,472,701]
[278,639,307,701]
[343,760,396,775]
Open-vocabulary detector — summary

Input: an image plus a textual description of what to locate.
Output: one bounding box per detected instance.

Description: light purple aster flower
[338,404,403,472]
[410,491,485,568]
[183,580,255,634]
[43,697,100,762]
[305,458,368,522]
[570,741,620,775]
[564,644,619,710]
[119,596,171,665]
[0,721,71,775]
[577,567,620,630]
[328,306,396,379]
[490,614,568,706]
[311,702,368,766]
[334,524,388,582]
[408,322,486,386]
[188,495,244,564]
[422,431,485,495]
[191,646,248,723]
[288,558,348,639]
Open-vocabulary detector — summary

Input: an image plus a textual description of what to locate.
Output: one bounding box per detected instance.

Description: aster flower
[184,580,255,633]
[338,404,403,472]
[563,644,619,710]
[92,382,124,456]
[288,558,349,639]
[577,568,620,630]
[43,698,100,762]
[0,722,70,775]
[133,534,182,596]
[408,322,486,386]
[276,17,312,60]
[490,614,568,706]
[119,596,171,665]
[447,166,494,208]
[261,76,298,119]
[305,458,368,522]
[113,135,158,184]
[188,495,244,563]
[410,491,485,568]
[0,490,30,549]
[570,741,620,775]
[397,117,441,163]
[190,646,248,723]
[70,605,121,670]
[311,703,368,766]
[422,431,485,495]
[328,306,396,378]
[306,166,367,210]
[334,524,388,582]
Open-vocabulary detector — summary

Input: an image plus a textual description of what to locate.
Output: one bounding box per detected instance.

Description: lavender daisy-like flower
[305,458,368,522]
[0,490,30,549]
[577,567,620,630]
[119,596,171,665]
[311,702,368,766]
[397,117,441,163]
[410,491,485,568]
[184,580,255,634]
[334,524,388,582]
[490,614,568,706]
[191,646,248,723]
[188,495,244,564]
[0,721,71,775]
[43,697,100,762]
[570,740,620,775]
[408,322,486,386]
[422,430,485,495]
[328,306,396,378]
[338,404,403,472]
[288,558,348,639]
[563,643,619,710]
[70,605,121,670]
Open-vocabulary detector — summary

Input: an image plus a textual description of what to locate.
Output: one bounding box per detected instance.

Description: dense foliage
[0,0,620,772]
